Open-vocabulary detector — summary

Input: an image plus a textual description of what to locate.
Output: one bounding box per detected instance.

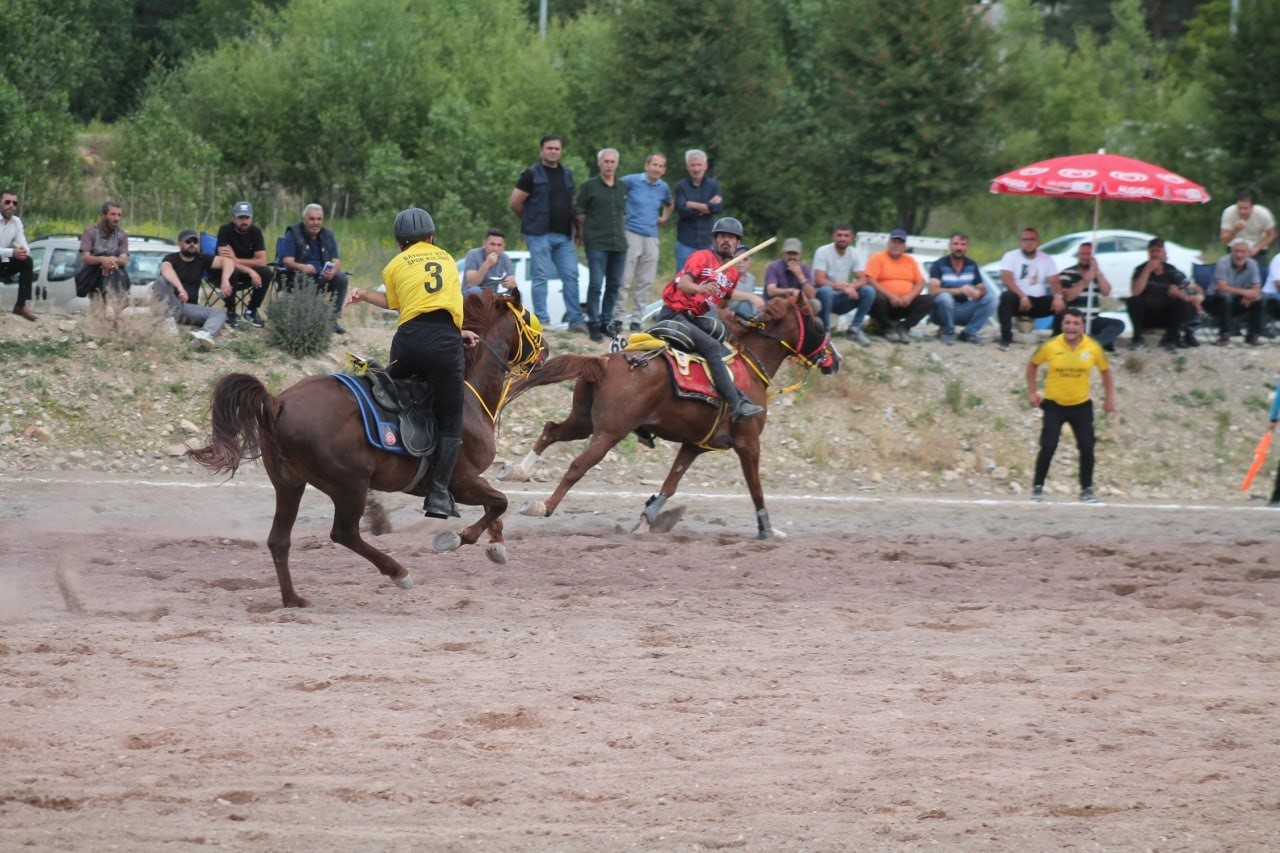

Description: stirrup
[730,398,764,422]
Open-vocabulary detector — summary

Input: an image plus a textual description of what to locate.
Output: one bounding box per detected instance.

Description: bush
[266,287,334,358]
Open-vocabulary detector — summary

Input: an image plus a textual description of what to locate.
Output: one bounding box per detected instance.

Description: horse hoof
[432,531,462,552]
[395,574,414,590]
[517,499,548,517]
[495,463,527,482]
[486,544,507,565]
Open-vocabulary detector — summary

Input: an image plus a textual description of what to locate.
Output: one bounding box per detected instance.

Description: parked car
[455,249,590,329]
[0,232,179,315]
[980,229,1204,300]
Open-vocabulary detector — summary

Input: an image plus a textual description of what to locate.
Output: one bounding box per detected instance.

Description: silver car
[0,232,179,314]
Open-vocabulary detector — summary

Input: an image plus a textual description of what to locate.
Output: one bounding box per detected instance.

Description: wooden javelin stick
[711,235,777,276]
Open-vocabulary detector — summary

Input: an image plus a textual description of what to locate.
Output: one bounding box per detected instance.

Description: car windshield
[128,250,168,283]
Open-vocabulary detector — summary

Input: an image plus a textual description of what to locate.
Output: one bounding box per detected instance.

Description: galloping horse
[188,290,544,607]
[500,294,840,538]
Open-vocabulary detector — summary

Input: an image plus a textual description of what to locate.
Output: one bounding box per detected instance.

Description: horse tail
[186,372,281,476]
[515,353,608,393]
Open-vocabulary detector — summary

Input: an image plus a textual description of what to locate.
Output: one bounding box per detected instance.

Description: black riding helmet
[711,216,744,239]
[394,207,435,245]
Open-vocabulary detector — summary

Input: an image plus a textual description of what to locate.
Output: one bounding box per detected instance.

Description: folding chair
[200,230,255,317]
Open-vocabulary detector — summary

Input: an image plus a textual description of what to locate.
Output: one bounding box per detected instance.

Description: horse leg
[265,473,309,608]
[325,488,414,589]
[436,475,509,566]
[497,384,596,481]
[731,435,778,540]
[518,432,622,518]
[633,443,705,533]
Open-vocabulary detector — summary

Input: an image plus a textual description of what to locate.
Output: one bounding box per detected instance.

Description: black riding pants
[388,310,466,440]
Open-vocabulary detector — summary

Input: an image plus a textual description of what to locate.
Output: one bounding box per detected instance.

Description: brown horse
[500,294,840,539]
[187,290,544,607]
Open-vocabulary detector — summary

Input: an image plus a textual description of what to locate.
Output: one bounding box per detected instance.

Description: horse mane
[462,289,524,372]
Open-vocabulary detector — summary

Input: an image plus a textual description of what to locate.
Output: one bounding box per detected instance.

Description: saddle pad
[331,373,408,455]
[662,351,751,405]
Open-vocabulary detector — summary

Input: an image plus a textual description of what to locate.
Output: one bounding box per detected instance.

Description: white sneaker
[191,329,216,349]
[163,317,179,335]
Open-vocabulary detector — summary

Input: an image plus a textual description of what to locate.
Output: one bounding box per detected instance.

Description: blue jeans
[933,288,997,336]
[675,241,699,273]
[586,247,627,330]
[525,231,583,326]
[816,284,875,332]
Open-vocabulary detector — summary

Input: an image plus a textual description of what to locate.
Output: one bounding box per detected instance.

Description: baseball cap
[1147,236,1165,248]
[177,228,198,243]
[889,228,909,241]
[781,238,803,254]
[233,201,254,218]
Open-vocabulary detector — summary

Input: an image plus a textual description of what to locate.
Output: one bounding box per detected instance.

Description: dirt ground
[2,470,1279,851]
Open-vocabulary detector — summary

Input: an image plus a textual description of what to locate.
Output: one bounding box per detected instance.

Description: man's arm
[1000,269,1024,299]
[657,199,674,227]
[1025,358,1042,408]
[509,187,529,218]
[1099,367,1116,414]
[1256,225,1276,258]
[158,260,186,297]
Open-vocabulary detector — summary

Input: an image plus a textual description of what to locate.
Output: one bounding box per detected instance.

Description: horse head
[464,289,546,377]
[735,293,841,375]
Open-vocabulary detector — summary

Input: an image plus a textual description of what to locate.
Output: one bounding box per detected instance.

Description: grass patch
[0,339,75,360]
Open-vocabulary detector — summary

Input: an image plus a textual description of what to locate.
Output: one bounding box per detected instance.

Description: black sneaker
[1183,331,1200,348]
[243,309,265,328]
[1080,487,1100,504]
[225,312,238,329]
[1128,336,1145,350]
[332,321,347,334]
[1031,485,1044,502]
[629,321,641,332]
[997,339,1011,352]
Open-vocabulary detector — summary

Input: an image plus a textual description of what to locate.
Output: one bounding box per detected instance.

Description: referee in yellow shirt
[1025,308,1116,503]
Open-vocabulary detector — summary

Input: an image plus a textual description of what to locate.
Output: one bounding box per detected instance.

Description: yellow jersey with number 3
[381,240,463,329]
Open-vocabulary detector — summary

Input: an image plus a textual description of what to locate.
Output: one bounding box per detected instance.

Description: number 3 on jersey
[422,261,444,293]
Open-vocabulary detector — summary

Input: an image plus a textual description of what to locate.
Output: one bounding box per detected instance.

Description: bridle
[735,302,836,394]
[466,302,545,422]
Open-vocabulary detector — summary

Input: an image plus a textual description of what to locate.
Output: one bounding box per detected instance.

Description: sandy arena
[1,471,1278,850]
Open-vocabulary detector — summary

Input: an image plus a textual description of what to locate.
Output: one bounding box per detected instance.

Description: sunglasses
[181,238,199,245]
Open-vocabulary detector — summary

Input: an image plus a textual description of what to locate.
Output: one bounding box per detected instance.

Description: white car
[456,249,590,329]
[980,229,1205,300]
[0,232,178,314]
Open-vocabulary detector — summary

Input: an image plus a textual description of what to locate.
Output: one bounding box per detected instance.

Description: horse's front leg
[439,474,509,565]
[518,432,623,518]
[731,433,776,540]
[633,443,706,532]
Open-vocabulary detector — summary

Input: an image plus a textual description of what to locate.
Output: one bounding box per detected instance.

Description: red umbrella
[990,150,1211,331]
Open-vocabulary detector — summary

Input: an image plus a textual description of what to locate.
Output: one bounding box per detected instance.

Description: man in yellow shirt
[1025,308,1116,503]
[862,229,933,343]
[348,208,479,518]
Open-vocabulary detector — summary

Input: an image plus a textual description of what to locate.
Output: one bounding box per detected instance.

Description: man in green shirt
[575,147,629,342]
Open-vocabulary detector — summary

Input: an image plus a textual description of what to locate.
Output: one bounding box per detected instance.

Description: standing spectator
[927,231,995,345]
[812,223,875,345]
[997,227,1062,351]
[1265,383,1280,508]
[462,228,517,297]
[1025,308,1116,504]
[215,201,273,328]
[509,134,588,333]
[153,228,231,348]
[575,147,628,342]
[1127,237,1200,350]
[78,200,130,305]
[863,229,933,343]
[281,203,350,334]
[1219,190,1275,271]
[673,148,723,271]
[617,152,674,331]
[763,238,820,316]
[1209,238,1264,347]
[1053,242,1124,352]
[0,189,35,320]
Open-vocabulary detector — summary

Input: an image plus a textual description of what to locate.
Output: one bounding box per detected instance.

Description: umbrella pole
[1084,194,1101,335]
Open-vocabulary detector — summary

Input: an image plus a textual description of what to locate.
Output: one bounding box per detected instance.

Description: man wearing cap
[281,203,349,333]
[154,229,232,347]
[997,227,1062,351]
[1128,237,1201,350]
[0,189,36,320]
[616,152,674,331]
[812,223,875,346]
[863,229,933,343]
[763,238,819,315]
[215,201,273,328]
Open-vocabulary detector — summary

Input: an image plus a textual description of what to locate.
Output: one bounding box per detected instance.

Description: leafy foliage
[266,287,336,358]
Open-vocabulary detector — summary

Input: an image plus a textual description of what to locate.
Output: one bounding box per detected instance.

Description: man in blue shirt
[674,149,723,272]
[281,203,349,333]
[616,152,674,331]
[927,232,995,344]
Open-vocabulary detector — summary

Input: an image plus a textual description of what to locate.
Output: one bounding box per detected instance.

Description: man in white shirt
[997,227,1062,351]
[1220,190,1275,271]
[811,223,875,346]
[0,189,36,320]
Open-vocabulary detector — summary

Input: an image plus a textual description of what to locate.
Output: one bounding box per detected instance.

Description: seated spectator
[1264,254,1280,334]
[927,232,995,345]
[1053,241,1124,352]
[153,228,230,348]
[78,200,131,306]
[215,201,273,328]
[864,229,933,343]
[997,227,1061,351]
[1127,237,1200,350]
[0,189,36,320]
[463,228,518,299]
[812,223,875,346]
[281,203,350,333]
[764,238,821,316]
[1207,238,1264,347]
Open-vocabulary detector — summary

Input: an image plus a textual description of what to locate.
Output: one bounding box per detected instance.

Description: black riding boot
[706,356,763,422]
[424,437,463,519]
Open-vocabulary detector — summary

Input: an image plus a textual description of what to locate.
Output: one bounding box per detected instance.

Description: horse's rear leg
[634,443,705,532]
[266,477,309,608]
[497,385,595,481]
[327,489,414,589]
[518,433,622,518]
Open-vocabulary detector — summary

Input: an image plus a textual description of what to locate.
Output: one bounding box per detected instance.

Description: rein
[465,302,545,423]
[737,304,832,396]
